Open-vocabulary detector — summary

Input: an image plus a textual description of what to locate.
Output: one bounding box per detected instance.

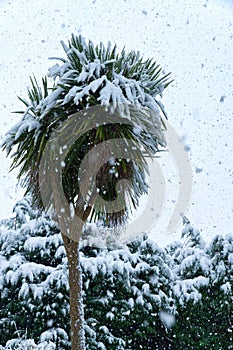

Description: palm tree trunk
[62,233,86,350]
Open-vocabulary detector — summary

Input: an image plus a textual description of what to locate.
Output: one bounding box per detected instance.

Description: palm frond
[2,34,172,227]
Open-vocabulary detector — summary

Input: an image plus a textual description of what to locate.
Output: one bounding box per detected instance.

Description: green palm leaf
[2,34,172,226]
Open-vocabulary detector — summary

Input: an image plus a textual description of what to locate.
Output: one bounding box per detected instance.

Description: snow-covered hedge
[0,339,55,350]
[0,197,232,349]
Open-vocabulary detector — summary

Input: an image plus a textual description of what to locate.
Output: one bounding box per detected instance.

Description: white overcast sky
[0,0,232,246]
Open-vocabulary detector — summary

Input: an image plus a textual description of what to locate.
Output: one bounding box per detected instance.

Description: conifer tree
[0,199,232,348]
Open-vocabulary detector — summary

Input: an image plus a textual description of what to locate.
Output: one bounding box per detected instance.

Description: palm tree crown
[2,34,172,226]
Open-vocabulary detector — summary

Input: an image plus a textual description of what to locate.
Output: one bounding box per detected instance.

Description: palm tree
[2,34,171,349]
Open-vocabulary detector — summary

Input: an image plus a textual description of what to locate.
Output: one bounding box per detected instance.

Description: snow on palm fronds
[1,34,172,225]
[43,34,171,118]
